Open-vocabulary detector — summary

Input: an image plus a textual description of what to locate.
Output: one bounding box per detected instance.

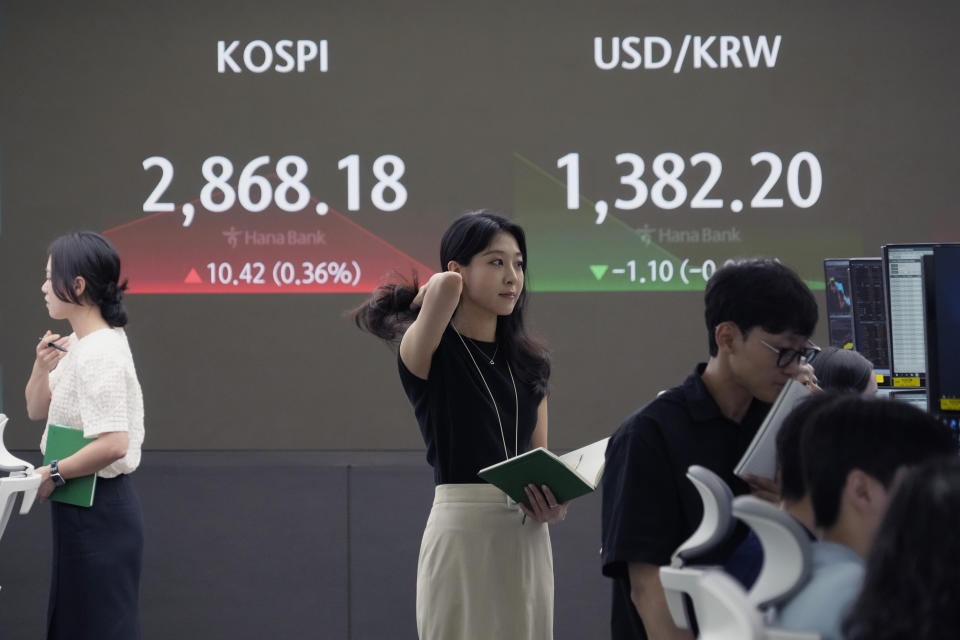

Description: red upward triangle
[184,268,203,284]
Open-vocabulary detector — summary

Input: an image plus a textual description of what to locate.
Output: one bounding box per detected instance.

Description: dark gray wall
[2,0,952,452]
[0,452,609,639]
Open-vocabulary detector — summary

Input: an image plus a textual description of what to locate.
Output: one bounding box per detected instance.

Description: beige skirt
[416,484,554,640]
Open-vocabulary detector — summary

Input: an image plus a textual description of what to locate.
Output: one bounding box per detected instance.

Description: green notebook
[478,437,609,509]
[43,424,97,508]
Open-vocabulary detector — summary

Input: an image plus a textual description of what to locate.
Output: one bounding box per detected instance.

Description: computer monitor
[883,244,937,388]
[849,258,891,385]
[823,257,890,386]
[888,389,929,412]
[923,247,960,444]
[824,259,854,349]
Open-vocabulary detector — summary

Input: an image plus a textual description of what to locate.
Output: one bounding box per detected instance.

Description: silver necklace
[464,335,498,365]
[452,325,518,460]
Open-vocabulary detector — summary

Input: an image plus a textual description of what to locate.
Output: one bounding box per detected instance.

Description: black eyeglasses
[759,339,821,368]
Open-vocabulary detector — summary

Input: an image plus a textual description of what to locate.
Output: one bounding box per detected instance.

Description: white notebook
[735,379,811,480]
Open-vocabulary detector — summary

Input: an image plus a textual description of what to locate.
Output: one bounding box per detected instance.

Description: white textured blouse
[42,327,145,478]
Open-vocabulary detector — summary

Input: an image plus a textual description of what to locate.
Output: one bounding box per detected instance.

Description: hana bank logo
[222,227,326,248]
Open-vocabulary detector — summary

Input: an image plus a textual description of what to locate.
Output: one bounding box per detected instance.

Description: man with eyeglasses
[600,258,820,640]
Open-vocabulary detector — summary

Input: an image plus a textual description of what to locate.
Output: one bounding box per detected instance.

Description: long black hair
[843,458,960,640]
[353,210,550,397]
[49,231,129,327]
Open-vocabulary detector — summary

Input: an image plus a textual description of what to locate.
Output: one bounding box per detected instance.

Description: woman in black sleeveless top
[355,211,565,639]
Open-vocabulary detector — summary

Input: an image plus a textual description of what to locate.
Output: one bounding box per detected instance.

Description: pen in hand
[40,338,68,353]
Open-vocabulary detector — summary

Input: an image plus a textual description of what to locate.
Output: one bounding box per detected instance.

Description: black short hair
[801,394,956,529]
[813,347,874,393]
[703,259,818,356]
[49,231,129,327]
[775,396,824,502]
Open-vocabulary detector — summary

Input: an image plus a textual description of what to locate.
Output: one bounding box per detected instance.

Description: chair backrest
[666,566,822,640]
[671,465,736,566]
[732,495,813,610]
[0,415,32,473]
[660,566,704,630]
[660,465,736,630]
[690,569,822,640]
[692,569,765,640]
[0,414,41,545]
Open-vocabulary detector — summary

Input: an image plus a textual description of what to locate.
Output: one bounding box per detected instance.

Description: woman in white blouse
[25,231,145,640]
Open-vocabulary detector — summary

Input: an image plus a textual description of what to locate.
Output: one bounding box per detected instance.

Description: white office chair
[0,414,42,547]
[691,569,766,640]
[660,465,736,630]
[688,569,820,640]
[732,495,820,639]
[674,466,737,565]
[732,496,812,611]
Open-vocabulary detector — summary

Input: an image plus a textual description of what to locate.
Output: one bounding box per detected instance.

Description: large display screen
[2,1,960,449]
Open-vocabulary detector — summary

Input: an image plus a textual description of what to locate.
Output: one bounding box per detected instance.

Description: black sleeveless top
[398,325,542,484]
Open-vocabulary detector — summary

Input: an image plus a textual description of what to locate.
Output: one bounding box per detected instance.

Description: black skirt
[48,473,143,640]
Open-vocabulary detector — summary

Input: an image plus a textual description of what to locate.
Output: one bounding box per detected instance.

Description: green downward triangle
[589,265,609,280]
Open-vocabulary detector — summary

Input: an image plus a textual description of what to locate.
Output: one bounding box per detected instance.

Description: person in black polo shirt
[601,259,819,640]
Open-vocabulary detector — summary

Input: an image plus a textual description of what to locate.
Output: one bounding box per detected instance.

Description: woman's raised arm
[399,271,462,379]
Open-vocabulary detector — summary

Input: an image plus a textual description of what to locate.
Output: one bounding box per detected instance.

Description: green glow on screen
[515,154,826,292]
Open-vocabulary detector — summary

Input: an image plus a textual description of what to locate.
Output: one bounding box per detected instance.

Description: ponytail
[98,279,130,328]
[352,273,421,342]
